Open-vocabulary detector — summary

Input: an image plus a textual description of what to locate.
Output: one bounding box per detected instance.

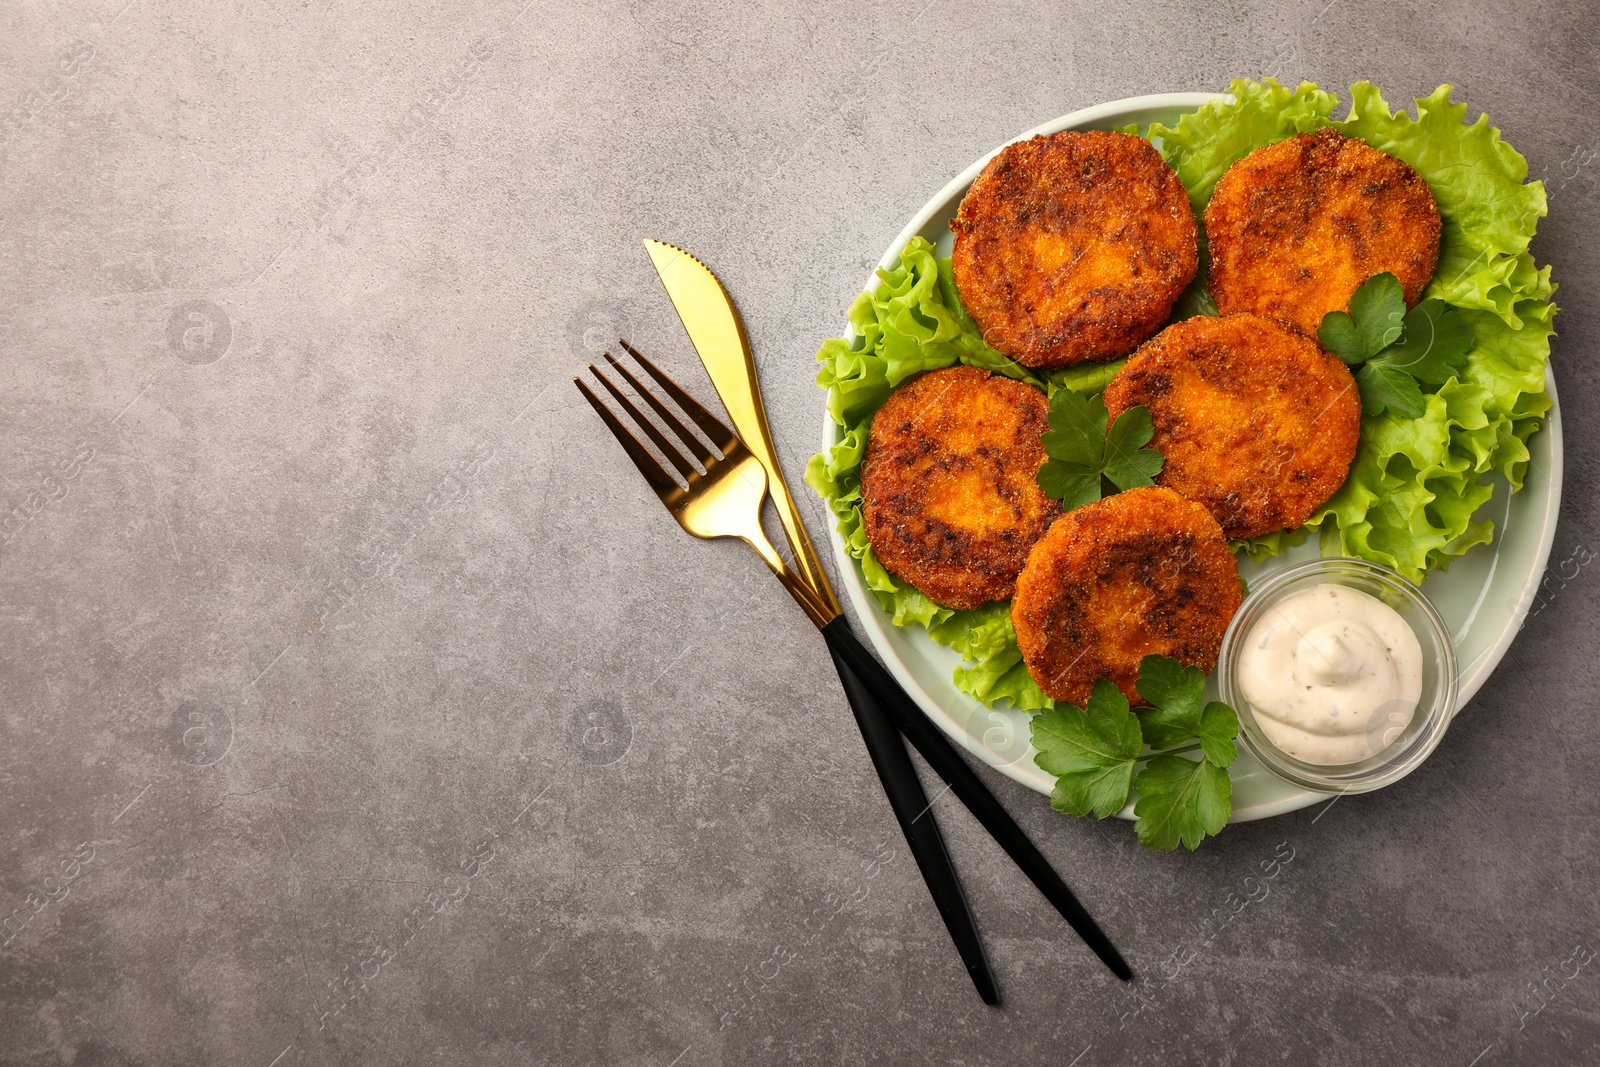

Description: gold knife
[638,237,1132,986]
[642,238,841,616]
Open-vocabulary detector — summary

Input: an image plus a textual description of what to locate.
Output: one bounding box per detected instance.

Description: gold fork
[576,340,1001,1000]
[574,342,832,626]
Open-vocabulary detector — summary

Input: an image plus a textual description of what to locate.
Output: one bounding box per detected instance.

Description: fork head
[576,339,835,628]
[575,340,773,546]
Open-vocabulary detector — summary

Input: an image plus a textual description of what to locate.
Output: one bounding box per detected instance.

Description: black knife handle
[821,615,1131,982]
[828,647,999,1005]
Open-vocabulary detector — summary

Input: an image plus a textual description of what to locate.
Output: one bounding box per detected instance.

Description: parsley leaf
[1355,361,1426,419]
[1319,272,1406,361]
[1131,654,1204,750]
[1036,388,1163,508]
[1133,754,1232,852]
[1029,655,1242,850]
[1317,275,1475,419]
[1132,654,1238,769]
[1034,462,1102,512]
[1104,405,1165,488]
[1384,299,1475,384]
[1029,680,1142,819]
[1194,702,1241,770]
[1039,389,1106,456]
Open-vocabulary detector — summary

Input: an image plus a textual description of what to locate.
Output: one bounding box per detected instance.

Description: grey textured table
[2,0,1596,1063]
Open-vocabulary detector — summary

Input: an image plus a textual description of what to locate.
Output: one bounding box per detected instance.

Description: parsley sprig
[1317,272,1474,419]
[1029,655,1239,851]
[1035,389,1163,510]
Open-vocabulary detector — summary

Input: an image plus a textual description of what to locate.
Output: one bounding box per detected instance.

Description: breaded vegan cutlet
[861,366,1062,611]
[1011,487,1240,707]
[950,130,1198,369]
[1102,313,1361,540]
[1205,126,1441,336]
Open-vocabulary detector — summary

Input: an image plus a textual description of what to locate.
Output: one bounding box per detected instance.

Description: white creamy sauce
[1238,584,1423,766]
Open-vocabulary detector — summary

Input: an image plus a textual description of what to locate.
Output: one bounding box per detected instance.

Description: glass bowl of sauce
[1219,557,1458,794]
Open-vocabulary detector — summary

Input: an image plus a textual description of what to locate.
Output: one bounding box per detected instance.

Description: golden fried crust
[950,131,1198,369]
[861,366,1062,610]
[1205,127,1441,335]
[1012,487,1241,707]
[1102,314,1360,540]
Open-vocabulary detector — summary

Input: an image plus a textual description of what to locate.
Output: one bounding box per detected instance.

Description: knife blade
[642,238,841,616]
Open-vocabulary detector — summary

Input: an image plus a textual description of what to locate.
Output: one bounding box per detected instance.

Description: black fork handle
[821,616,1132,982]
[828,647,999,1005]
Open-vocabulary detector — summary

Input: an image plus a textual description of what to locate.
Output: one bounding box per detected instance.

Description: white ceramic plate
[819,93,1563,822]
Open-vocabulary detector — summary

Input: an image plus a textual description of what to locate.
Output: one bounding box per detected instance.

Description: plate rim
[817,92,1565,821]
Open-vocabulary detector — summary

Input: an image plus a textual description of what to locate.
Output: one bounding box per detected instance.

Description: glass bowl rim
[1218,556,1460,794]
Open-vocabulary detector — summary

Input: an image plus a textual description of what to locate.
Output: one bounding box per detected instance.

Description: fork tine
[574,377,680,499]
[603,352,716,465]
[587,364,699,481]
[618,339,739,454]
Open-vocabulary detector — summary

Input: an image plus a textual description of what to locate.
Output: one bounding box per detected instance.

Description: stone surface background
[2,0,1597,1063]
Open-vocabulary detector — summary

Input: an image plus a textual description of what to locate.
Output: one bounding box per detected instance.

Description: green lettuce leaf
[1230,526,1308,563]
[815,238,1036,431]
[1045,359,1127,396]
[928,602,1054,711]
[1148,79,1338,212]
